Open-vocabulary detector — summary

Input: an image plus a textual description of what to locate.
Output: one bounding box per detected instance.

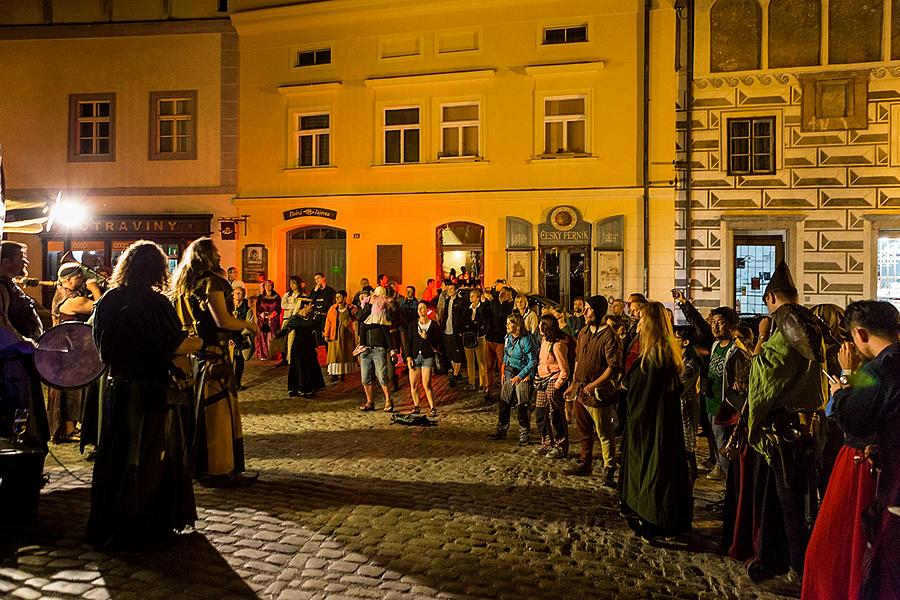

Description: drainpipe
[642,0,652,296]
[685,0,694,294]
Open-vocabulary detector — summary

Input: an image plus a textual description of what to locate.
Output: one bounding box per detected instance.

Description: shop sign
[241,244,268,283]
[538,206,591,245]
[70,215,211,235]
[283,207,337,221]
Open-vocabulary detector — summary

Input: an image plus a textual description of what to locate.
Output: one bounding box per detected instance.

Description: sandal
[410,405,421,414]
[383,403,395,413]
[359,403,374,411]
[428,408,438,418]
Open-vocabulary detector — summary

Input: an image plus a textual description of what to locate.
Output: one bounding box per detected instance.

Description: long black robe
[621,356,692,535]
[87,285,196,549]
[284,313,325,394]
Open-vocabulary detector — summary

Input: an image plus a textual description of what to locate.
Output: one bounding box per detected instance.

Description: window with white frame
[69,93,115,162]
[296,112,330,167]
[150,91,196,160]
[543,25,588,45]
[384,107,420,164]
[543,96,587,155]
[439,103,479,159]
[295,48,331,68]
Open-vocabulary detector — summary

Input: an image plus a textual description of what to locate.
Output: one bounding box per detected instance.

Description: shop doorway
[287,226,346,293]
[878,232,900,310]
[540,247,589,310]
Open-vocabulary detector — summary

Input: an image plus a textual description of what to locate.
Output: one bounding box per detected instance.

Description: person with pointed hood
[563,295,623,485]
[745,260,828,583]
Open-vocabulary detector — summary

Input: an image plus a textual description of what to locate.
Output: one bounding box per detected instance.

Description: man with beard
[0,241,49,446]
[746,261,828,583]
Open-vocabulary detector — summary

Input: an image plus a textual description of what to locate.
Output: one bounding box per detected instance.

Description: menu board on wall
[242,244,268,283]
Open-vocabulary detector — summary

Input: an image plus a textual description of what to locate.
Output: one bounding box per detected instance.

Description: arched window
[436,222,484,285]
[829,0,883,65]
[769,0,820,68]
[710,0,762,72]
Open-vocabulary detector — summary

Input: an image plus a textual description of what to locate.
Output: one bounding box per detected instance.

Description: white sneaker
[706,465,725,481]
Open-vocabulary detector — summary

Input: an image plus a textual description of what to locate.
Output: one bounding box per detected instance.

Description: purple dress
[255,294,281,359]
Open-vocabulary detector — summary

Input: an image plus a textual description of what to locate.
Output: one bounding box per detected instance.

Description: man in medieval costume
[746,260,828,583]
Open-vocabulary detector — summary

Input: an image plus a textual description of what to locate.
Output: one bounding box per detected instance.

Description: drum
[33,322,105,389]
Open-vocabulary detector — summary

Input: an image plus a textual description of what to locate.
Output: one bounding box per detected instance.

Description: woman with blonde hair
[172,237,258,487]
[514,294,539,338]
[620,300,692,543]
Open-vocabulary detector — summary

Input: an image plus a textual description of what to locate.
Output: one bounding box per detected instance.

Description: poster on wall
[506,250,532,293]
[595,251,623,301]
[241,244,268,283]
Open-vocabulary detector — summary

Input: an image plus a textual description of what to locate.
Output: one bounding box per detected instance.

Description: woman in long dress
[255,279,281,360]
[282,299,326,397]
[280,275,303,366]
[172,237,259,488]
[620,301,692,542]
[324,290,357,381]
[88,240,200,548]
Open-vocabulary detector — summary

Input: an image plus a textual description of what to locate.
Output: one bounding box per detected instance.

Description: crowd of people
[0,237,898,600]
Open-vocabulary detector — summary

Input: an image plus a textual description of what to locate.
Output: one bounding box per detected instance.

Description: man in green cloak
[746,260,828,583]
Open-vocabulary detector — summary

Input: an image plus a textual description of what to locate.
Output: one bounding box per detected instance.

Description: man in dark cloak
[0,241,49,447]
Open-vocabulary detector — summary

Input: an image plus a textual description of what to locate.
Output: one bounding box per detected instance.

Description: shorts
[360,346,391,386]
[412,353,435,370]
[443,333,463,363]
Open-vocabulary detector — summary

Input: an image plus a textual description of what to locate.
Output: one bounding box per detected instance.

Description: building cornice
[524,61,605,77]
[0,18,233,40]
[278,82,344,95]
[231,0,643,34]
[8,186,235,199]
[364,69,495,88]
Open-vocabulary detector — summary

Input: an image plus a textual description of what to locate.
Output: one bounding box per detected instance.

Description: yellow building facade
[0,1,239,291]
[232,0,679,305]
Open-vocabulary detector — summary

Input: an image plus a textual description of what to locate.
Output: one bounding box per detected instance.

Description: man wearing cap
[563,295,623,485]
[0,241,49,446]
[746,260,828,583]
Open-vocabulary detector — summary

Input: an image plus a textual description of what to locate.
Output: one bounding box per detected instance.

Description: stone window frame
[718,108,783,176]
[68,92,116,163]
[725,116,776,176]
[719,214,804,307]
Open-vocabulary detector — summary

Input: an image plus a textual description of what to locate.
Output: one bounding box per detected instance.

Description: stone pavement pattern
[1,362,799,600]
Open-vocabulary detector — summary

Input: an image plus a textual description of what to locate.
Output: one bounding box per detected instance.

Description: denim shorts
[412,353,435,370]
[360,346,390,386]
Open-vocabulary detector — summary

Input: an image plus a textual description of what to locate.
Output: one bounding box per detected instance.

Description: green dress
[621,356,692,534]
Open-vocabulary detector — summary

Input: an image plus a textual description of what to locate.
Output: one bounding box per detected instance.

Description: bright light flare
[49,195,90,230]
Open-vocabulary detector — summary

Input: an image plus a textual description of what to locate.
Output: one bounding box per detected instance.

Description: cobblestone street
[1,361,799,600]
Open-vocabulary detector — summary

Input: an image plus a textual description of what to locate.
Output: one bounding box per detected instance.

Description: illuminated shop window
[150,90,197,160]
[727,117,775,175]
[543,96,586,155]
[436,222,484,285]
[296,112,330,167]
[68,93,115,162]
[384,107,420,164]
[734,235,784,315]
[439,103,479,159]
[878,234,900,310]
